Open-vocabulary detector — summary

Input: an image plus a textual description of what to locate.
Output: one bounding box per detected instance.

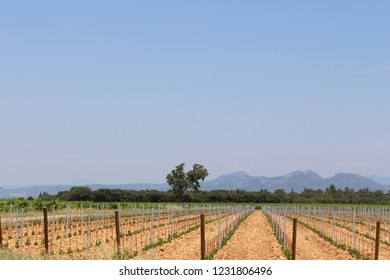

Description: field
[263,205,390,259]
[0,203,253,259]
[1,203,390,260]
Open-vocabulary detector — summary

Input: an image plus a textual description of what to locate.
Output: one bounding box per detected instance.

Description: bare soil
[133,214,233,260]
[214,210,286,260]
[283,216,355,260]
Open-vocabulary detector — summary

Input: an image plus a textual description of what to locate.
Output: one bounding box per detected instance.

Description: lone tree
[166,163,209,203]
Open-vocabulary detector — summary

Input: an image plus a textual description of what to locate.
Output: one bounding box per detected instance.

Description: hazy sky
[1,1,389,186]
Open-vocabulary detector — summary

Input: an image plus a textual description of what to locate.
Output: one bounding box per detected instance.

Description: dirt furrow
[283,217,355,260]
[214,210,286,260]
[133,215,233,260]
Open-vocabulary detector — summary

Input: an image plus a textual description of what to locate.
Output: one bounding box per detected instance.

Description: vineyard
[0,203,253,260]
[2,203,390,260]
[263,205,390,259]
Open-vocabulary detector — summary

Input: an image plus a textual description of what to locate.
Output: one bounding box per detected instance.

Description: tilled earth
[214,210,286,260]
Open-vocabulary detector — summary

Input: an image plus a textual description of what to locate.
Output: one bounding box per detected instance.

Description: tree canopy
[166,163,209,203]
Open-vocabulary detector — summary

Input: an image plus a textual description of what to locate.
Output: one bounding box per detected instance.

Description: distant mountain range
[201,170,389,192]
[0,170,389,199]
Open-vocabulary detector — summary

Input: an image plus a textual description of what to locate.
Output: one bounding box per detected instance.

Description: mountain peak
[298,169,319,175]
[227,171,251,177]
[281,170,322,179]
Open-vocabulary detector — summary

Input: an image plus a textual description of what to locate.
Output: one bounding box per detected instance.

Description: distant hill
[0,170,388,199]
[202,171,255,190]
[368,175,390,186]
[0,185,73,199]
[324,173,382,191]
[0,183,169,199]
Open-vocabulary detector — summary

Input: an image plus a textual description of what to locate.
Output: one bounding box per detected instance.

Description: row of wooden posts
[111,214,382,260]
[0,208,382,260]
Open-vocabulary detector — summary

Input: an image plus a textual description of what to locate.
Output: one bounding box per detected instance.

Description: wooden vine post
[375,221,380,260]
[292,218,297,260]
[115,210,121,258]
[200,213,205,260]
[43,207,49,253]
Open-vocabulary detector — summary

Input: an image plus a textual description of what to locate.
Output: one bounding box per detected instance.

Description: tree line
[35,184,390,205]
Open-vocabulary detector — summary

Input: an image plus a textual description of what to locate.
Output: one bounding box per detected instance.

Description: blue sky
[1,1,389,186]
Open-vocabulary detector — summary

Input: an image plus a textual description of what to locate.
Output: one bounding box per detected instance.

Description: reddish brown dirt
[6,210,386,260]
[314,219,390,259]
[133,215,232,260]
[216,211,355,260]
[214,210,286,260]
[282,216,355,260]
[0,213,202,260]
